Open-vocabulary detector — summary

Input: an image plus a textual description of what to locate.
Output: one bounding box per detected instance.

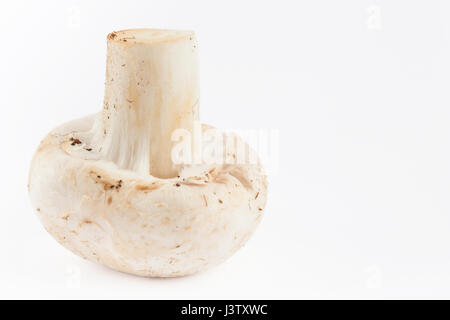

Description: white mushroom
[28,29,267,277]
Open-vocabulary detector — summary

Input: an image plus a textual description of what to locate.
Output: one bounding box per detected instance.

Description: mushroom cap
[29,114,267,277]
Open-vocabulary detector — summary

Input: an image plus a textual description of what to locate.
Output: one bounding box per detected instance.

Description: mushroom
[28,29,267,277]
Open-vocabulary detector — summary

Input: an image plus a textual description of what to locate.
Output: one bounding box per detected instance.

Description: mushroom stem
[96,29,199,178]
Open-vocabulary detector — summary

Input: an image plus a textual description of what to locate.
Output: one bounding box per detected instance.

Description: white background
[2,0,450,299]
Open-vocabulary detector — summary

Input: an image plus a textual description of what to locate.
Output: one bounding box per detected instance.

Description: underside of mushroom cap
[29,114,267,277]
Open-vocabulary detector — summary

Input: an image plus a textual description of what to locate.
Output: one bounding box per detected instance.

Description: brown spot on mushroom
[202,194,208,207]
[36,208,41,212]
[184,226,191,231]
[79,219,93,227]
[218,199,223,204]
[108,32,117,40]
[255,192,259,200]
[175,183,181,187]
[107,196,112,205]
[89,171,122,191]
[70,138,82,146]
[71,230,78,235]
[61,213,70,220]
[258,208,263,211]
[135,183,160,191]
